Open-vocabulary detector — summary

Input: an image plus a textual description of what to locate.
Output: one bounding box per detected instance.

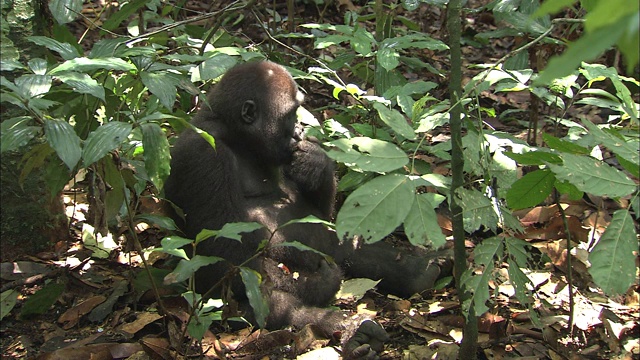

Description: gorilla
[164,61,450,358]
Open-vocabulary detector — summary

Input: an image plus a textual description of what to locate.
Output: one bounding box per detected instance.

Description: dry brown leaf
[57,295,106,330]
[117,312,163,335]
[140,336,171,360]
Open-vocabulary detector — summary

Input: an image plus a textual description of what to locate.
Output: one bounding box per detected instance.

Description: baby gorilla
[165,61,447,358]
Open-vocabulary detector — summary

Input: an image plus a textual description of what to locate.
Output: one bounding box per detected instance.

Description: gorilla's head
[208,61,304,165]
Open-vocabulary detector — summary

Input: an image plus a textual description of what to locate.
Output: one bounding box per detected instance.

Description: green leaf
[187,312,217,341]
[457,188,499,233]
[404,193,446,247]
[280,215,335,229]
[155,236,193,260]
[20,282,65,318]
[28,36,80,60]
[165,255,223,284]
[337,174,415,244]
[275,241,330,259]
[16,74,52,98]
[82,122,132,167]
[240,267,268,328]
[373,103,417,140]
[547,154,636,198]
[534,0,576,17]
[0,117,40,153]
[327,137,408,173]
[581,121,639,168]
[378,39,400,71]
[134,214,178,231]
[49,57,136,75]
[140,123,171,191]
[43,119,82,170]
[506,169,556,210]
[190,54,238,82]
[535,21,626,85]
[101,0,147,30]
[140,71,182,110]
[55,72,105,100]
[1,290,18,320]
[589,210,637,295]
[48,0,82,25]
[504,150,562,165]
[554,180,583,200]
[216,222,264,242]
[542,133,590,154]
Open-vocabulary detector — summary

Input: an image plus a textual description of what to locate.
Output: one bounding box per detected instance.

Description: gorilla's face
[251,67,305,165]
[208,61,305,165]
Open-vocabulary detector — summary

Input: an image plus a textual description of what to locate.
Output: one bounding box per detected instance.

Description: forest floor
[1,1,638,359]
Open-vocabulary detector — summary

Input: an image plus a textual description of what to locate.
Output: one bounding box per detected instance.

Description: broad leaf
[155,236,193,260]
[140,71,182,110]
[547,154,635,198]
[327,137,408,173]
[337,174,415,244]
[28,36,80,60]
[82,122,132,167]
[49,57,135,75]
[240,268,268,328]
[20,283,65,318]
[48,0,82,25]
[373,103,417,140]
[43,119,81,170]
[134,214,178,231]
[506,169,556,210]
[141,123,171,191]
[404,193,446,247]
[164,255,223,284]
[55,72,105,100]
[589,210,637,295]
[0,117,40,153]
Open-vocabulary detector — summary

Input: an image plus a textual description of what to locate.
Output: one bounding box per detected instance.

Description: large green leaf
[101,0,147,31]
[190,54,238,82]
[506,169,556,210]
[20,283,65,319]
[43,119,81,170]
[535,20,627,85]
[195,222,264,244]
[82,122,132,167]
[404,193,446,247]
[49,57,135,75]
[589,210,637,295]
[55,72,105,100]
[140,123,171,191]
[0,117,40,153]
[164,255,223,284]
[581,120,640,169]
[457,188,499,233]
[48,0,82,25]
[327,137,408,173]
[547,153,635,198]
[155,236,193,260]
[373,102,417,140]
[337,174,415,244]
[15,74,52,98]
[140,71,182,110]
[240,267,268,328]
[28,36,80,60]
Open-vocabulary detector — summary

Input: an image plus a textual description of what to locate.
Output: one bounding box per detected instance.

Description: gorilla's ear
[241,100,257,124]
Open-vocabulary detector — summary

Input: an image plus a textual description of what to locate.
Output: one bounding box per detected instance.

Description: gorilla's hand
[343,320,389,360]
[284,139,332,192]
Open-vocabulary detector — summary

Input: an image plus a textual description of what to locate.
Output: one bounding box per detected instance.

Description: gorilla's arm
[284,139,336,219]
[164,127,244,239]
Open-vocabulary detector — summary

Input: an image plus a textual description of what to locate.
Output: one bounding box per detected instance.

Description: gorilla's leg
[341,242,453,298]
